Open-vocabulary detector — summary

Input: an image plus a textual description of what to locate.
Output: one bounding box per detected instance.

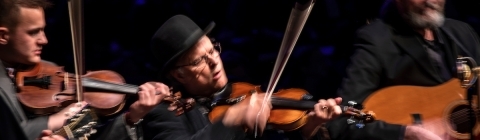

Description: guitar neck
[82,78,139,95]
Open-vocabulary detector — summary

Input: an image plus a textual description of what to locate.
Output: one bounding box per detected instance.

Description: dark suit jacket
[0,60,29,140]
[142,102,249,140]
[0,60,141,140]
[325,7,480,140]
[142,83,321,140]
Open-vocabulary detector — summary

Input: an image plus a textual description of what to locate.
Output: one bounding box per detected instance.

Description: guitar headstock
[54,105,99,139]
[342,101,376,128]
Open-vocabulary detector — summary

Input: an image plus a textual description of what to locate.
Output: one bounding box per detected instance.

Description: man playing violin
[0,0,170,139]
[141,14,346,140]
[325,0,480,139]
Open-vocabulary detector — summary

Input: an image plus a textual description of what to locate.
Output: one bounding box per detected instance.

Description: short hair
[0,0,52,29]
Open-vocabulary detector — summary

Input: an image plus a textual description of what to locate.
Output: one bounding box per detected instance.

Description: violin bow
[51,0,91,139]
[254,0,316,137]
[68,0,85,102]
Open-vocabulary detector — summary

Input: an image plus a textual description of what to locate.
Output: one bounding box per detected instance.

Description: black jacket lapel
[392,32,443,83]
[0,61,26,124]
[440,27,474,58]
[437,28,459,76]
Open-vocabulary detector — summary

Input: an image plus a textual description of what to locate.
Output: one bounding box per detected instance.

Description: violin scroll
[165,91,196,116]
[341,101,376,128]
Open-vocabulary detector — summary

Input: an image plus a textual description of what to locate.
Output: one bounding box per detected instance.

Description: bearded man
[324,0,480,139]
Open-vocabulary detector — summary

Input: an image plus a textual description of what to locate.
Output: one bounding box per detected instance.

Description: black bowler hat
[150,15,215,79]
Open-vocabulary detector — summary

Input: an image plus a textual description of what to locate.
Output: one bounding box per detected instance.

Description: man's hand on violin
[48,101,89,130]
[309,97,343,124]
[222,92,272,135]
[300,97,343,139]
[127,82,171,124]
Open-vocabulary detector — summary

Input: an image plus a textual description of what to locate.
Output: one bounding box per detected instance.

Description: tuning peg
[347,117,356,124]
[355,120,365,128]
[74,113,83,117]
[82,109,91,112]
[88,122,97,125]
[347,101,357,106]
[81,126,91,129]
[75,129,85,134]
[347,100,364,109]
[89,129,97,134]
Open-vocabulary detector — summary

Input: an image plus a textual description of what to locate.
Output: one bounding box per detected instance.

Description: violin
[207,82,375,131]
[15,60,193,116]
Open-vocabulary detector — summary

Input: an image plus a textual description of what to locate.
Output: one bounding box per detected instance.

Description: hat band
[181,28,204,50]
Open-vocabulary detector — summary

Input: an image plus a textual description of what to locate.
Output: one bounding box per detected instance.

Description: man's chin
[213,78,228,89]
[408,14,444,28]
[26,57,41,65]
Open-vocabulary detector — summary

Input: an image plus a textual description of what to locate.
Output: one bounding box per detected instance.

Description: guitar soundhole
[448,104,476,133]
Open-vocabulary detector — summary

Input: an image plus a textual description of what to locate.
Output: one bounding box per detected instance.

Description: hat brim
[158,21,216,80]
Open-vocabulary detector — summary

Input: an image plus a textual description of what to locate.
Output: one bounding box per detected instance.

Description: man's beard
[404,1,445,29]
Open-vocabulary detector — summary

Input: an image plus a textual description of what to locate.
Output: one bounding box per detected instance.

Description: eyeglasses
[174,38,222,68]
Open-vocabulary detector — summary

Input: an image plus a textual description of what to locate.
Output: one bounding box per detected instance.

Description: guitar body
[362,78,480,140]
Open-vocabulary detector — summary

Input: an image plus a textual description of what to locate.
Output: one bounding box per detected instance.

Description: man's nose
[206,54,218,67]
[38,32,48,45]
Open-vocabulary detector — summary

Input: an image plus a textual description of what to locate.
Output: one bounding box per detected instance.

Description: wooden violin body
[16,60,190,117]
[209,82,311,131]
[16,61,128,116]
[209,82,374,131]
[362,78,480,140]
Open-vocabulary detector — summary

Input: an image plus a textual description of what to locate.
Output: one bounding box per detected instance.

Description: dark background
[41,0,480,100]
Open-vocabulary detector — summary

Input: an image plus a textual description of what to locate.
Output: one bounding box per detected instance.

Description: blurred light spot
[320,46,334,56]
[135,0,145,5]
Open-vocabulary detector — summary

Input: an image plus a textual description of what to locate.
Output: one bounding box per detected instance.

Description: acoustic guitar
[362,78,479,140]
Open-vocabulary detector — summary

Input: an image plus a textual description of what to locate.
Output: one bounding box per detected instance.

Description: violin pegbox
[54,105,99,139]
[342,101,376,129]
[166,91,196,116]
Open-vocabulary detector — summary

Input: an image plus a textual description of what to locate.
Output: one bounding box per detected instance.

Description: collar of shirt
[5,68,14,79]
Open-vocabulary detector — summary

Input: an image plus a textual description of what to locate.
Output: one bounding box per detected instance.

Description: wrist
[301,116,322,139]
[125,112,143,126]
[49,112,70,130]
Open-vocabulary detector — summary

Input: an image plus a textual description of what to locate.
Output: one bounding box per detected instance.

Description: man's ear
[0,27,10,45]
[171,69,186,84]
